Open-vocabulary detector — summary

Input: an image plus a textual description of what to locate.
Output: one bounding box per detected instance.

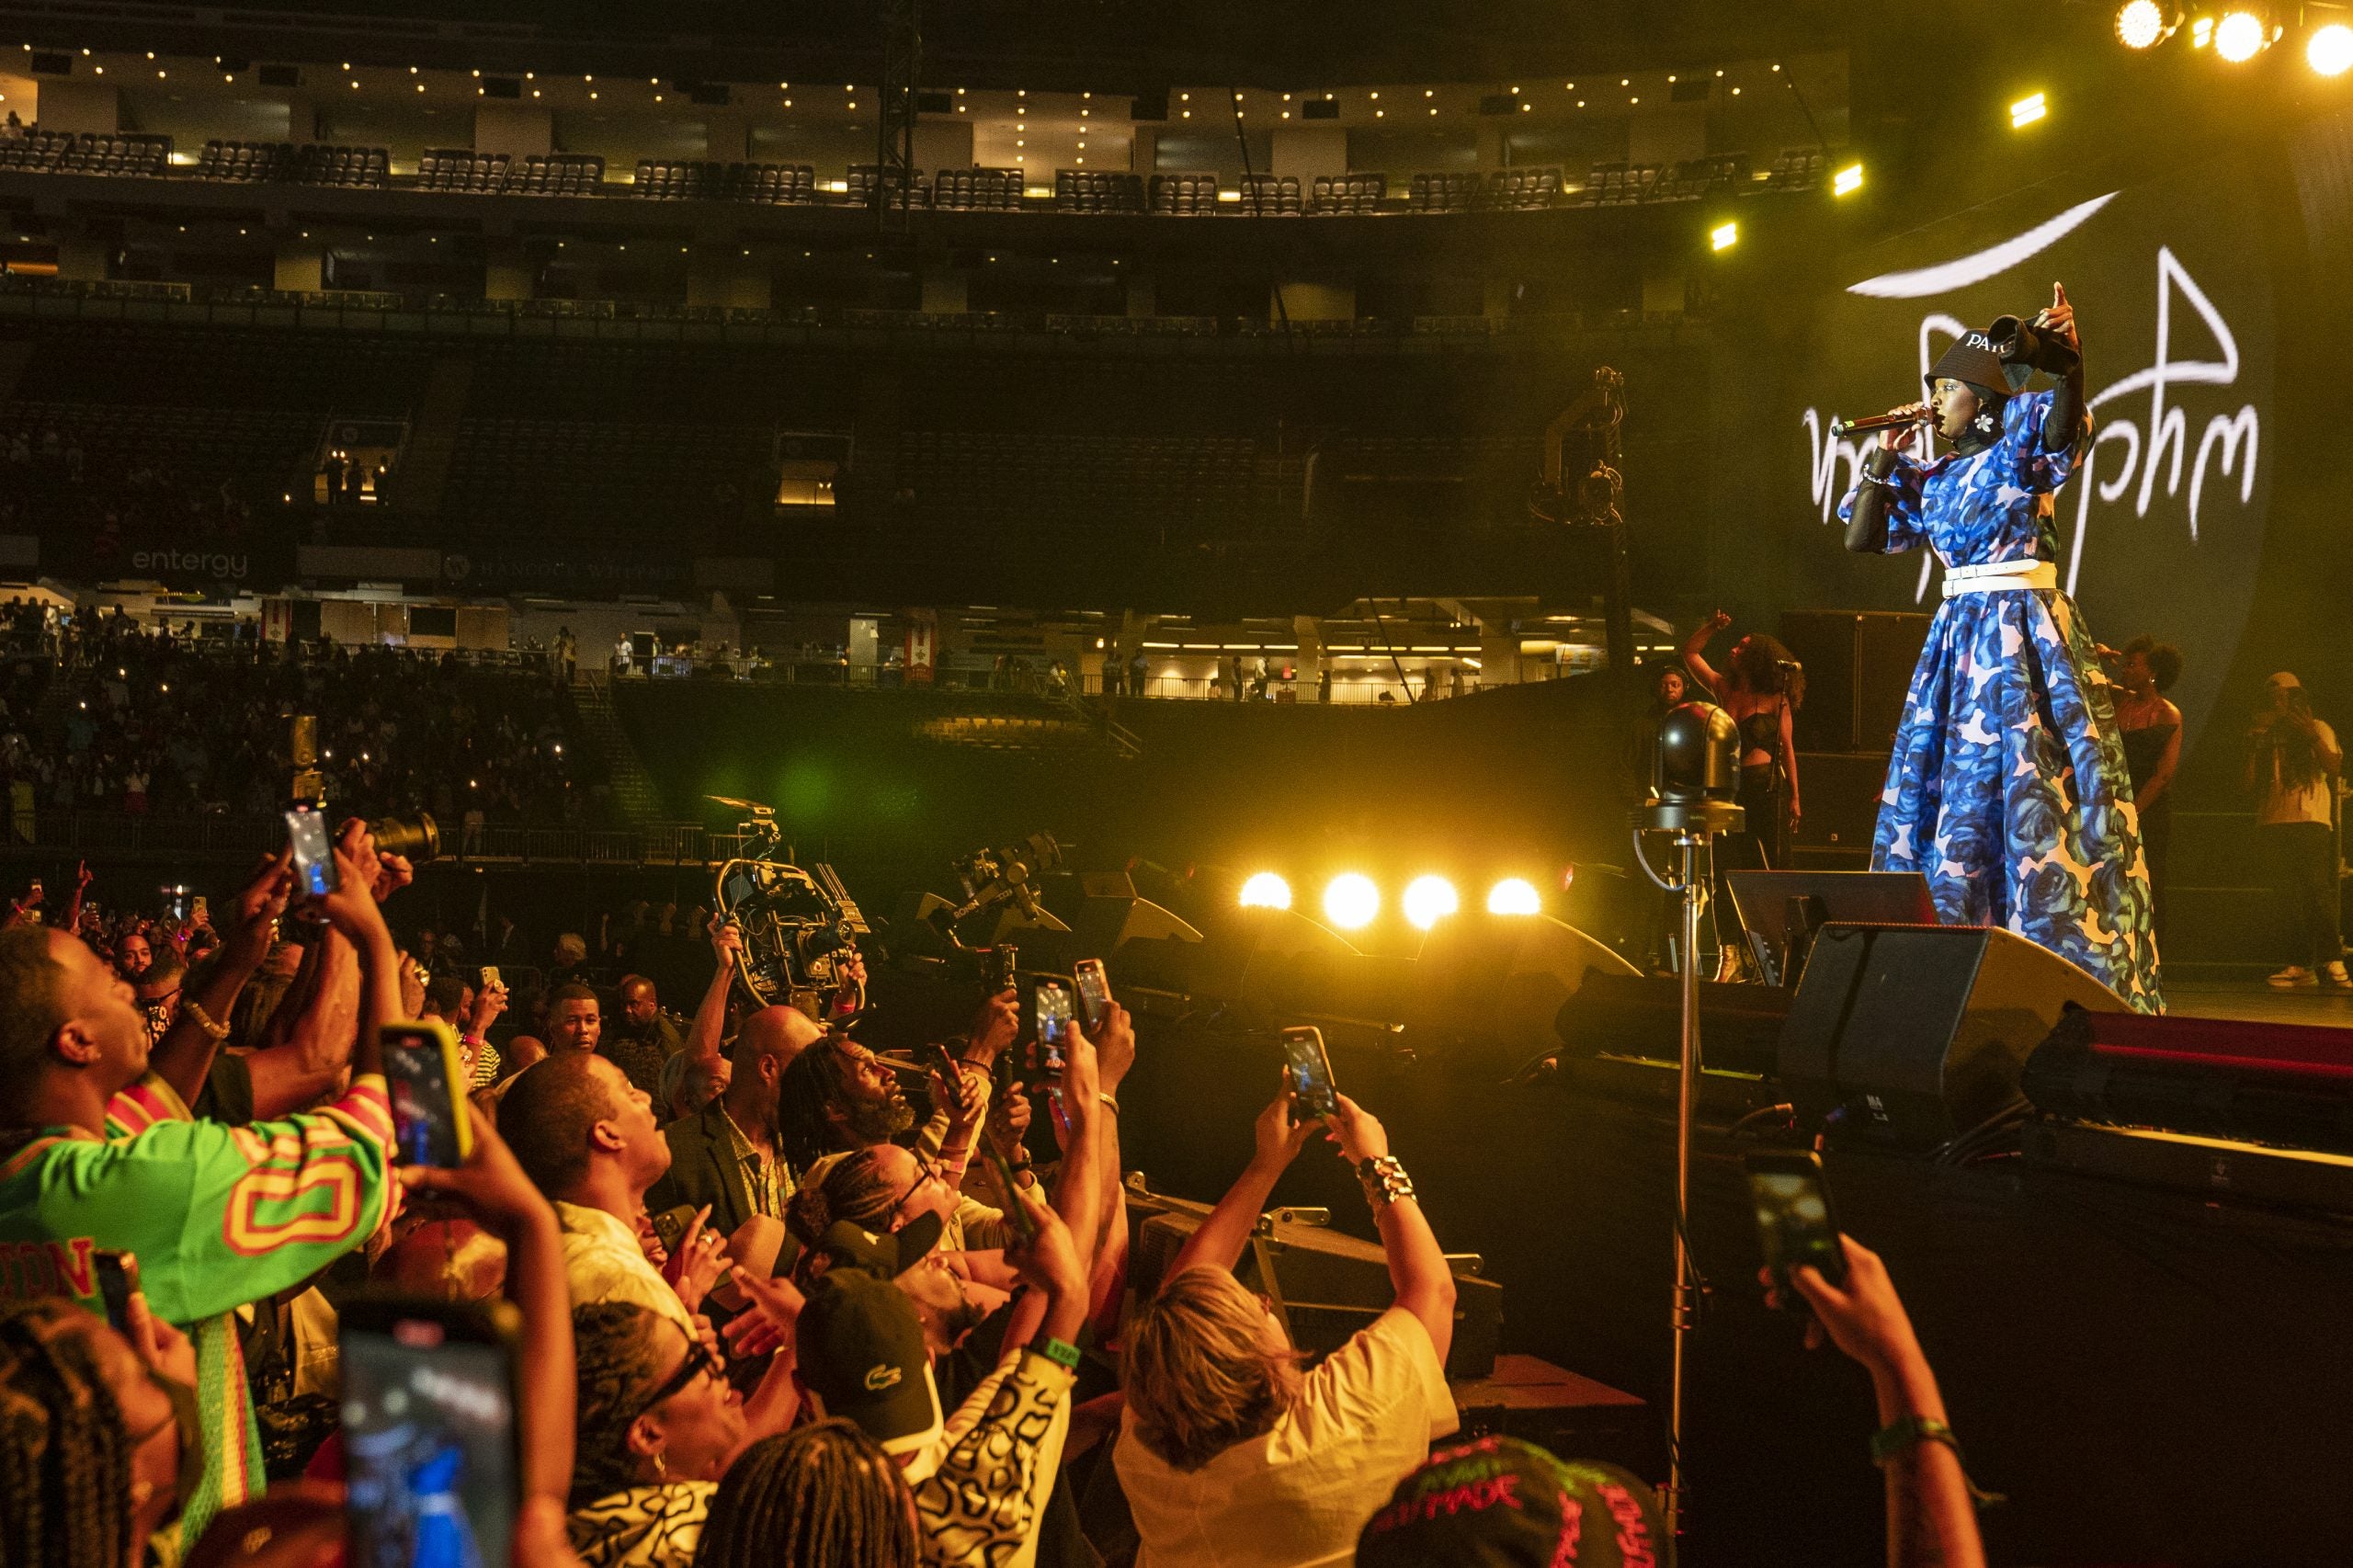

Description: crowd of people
[0,418,277,562]
[0,606,608,825]
[0,823,2000,1568]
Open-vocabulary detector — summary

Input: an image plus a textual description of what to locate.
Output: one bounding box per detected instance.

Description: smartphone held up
[1745,1150,1848,1306]
[1279,1025,1339,1119]
[383,1021,473,1168]
[341,1296,523,1568]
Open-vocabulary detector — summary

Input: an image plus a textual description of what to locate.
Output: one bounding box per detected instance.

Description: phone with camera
[647,1203,699,1256]
[286,803,338,899]
[1073,958,1111,1035]
[341,1295,522,1568]
[382,1020,472,1167]
[479,965,501,991]
[1033,980,1074,1073]
[1279,1026,1338,1119]
[94,1249,139,1333]
[1745,1150,1848,1301]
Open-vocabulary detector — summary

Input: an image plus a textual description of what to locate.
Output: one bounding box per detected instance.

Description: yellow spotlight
[1239,871,1292,911]
[2310,22,2353,74]
[2215,9,2271,61]
[2191,15,2215,45]
[1486,878,1542,916]
[2114,0,2175,49]
[1323,873,1381,930]
[1831,162,1863,197]
[1709,221,1737,251]
[2008,91,2047,128]
[1403,876,1460,931]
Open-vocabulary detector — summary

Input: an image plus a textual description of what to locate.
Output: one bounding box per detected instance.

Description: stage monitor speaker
[1779,924,2129,1149]
[1779,610,1929,753]
[1128,1192,1503,1379]
[1407,913,1639,1056]
[1553,971,1790,1079]
[2022,1006,2353,1155]
[1790,752,1889,856]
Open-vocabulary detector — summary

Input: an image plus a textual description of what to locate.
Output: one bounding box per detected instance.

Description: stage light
[2114,0,2177,49]
[1710,221,1737,251]
[1323,874,1381,929]
[1239,871,1291,910]
[1832,162,1863,196]
[2215,9,2272,61]
[1487,878,1542,915]
[2008,91,2047,128]
[1402,876,1460,931]
[2310,22,2353,74]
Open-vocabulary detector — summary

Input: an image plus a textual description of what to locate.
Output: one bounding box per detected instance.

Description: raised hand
[2040,281,2077,351]
[1322,1092,1392,1165]
[1251,1088,1320,1171]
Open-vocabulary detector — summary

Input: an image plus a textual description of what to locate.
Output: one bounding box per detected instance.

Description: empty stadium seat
[845,164,930,208]
[1481,165,1563,210]
[1407,171,1482,213]
[631,160,725,199]
[501,153,605,195]
[1308,173,1386,214]
[1766,148,1827,191]
[1053,169,1144,213]
[1232,173,1300,216]
[724,162,818,204]
[932,166,1024,211]
[0,131,173,177]
[1149,171,1222,215]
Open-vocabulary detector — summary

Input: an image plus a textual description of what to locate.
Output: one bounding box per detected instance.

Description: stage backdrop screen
[1735,154,2274,752]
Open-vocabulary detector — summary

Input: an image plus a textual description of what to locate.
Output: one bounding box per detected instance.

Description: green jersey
[0,1073,395,1541]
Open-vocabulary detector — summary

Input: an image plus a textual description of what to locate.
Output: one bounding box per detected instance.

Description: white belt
[1940,560,2057,598]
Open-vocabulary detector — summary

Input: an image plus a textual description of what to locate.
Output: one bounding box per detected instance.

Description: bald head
[733,1005,824,1072]
[726,1005,824,1120]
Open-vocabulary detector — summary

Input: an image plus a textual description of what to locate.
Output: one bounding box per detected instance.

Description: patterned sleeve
[1835,449,1928,553]
[914,1346,1076,1566]
[2008,389,2082,493]
[93,1075,396,1324]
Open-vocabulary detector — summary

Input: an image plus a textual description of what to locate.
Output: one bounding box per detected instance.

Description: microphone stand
[1631,790,1745,1540]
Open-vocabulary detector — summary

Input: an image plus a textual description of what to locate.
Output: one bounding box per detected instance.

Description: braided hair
[0,1300,137,1568]
[693,1422,918,1568]
[783,1148,899,1256]
[569,1301,667,1507]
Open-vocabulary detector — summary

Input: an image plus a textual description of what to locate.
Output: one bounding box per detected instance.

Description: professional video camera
[708,796,870,1017]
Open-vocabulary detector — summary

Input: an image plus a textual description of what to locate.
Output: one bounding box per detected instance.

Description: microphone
[1828,408,1932,438]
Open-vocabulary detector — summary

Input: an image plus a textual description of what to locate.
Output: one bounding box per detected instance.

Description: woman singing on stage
[1838,283,2163,1012]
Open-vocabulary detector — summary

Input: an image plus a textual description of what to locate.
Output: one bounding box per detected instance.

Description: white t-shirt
[1115,1306,1458,1568]
[2258,719,2339,827]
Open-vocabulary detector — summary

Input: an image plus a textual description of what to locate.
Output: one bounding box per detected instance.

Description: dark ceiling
[38,0,1852,87]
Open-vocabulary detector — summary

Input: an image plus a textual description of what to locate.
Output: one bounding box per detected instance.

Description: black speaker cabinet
[1778,924,2129,1148]
[1779,610,1930,753]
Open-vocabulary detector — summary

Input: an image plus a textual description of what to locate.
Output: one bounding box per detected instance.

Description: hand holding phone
[1032,980,1074,1073]
[383,1021,473,1167]
[1073,958,1111,1035]
[285,803,339,901]
[1745,1150,1848,1308]
[1279,1026,1338,1119]
[94,1249,139,1333]
[978,1140,1040,1244]
[340,1297,522,1568]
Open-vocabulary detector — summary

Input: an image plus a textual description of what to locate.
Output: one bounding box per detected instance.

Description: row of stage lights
[1237,870,1546,931]
[2113,3,2353,73]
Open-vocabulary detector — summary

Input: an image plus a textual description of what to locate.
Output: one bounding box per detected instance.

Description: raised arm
[1680,610,1731,697]
[244,931,359,1119]
[1789,1237,1989,1568]
[145,850,292,1108]
[1165,1087,1316,1279]
[683,915,742,1074]
[1325,1094,1455,1367]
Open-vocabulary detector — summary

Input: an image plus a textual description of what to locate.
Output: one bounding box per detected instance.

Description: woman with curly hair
[1682,612,1804,868]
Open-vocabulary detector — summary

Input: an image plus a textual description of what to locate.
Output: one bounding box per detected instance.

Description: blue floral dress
[1837,390,2164,1012]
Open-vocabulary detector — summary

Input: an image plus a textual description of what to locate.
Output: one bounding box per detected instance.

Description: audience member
[605,973,685,1100]
[693,1423,920,1568]
[0,835,402,1541]
[1116,1090,1457,1568]
[649,1004,823,1252]
[501,1053,714,1335]
[1355,1438,1668,1568]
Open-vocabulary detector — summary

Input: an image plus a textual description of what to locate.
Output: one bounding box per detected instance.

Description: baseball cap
[1356,1437,1672,1568]
[813,1211,944,1280]
[2267,671,2302,691]
[793,1270,944,1457]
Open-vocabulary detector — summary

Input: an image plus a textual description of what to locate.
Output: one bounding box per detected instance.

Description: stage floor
[2168,978,2353,1027]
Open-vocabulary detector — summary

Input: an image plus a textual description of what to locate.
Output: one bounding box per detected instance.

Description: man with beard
[774,1033,922,1178]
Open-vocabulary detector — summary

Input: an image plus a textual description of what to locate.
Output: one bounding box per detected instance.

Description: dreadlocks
[0,1299,137,1568]
[783,1148,898,1256]
[775,1037,909,1175]
[693,1423,918,1568]
[569,1301,668,1507]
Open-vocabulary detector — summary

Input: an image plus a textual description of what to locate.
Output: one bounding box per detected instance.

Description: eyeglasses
[630,1329,721,1425]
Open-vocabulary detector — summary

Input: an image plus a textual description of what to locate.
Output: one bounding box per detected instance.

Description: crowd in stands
[0,822,1995,1568]
[0,415,277,558]
[0,605,608,824]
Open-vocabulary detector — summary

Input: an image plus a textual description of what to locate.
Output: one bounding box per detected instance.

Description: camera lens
[368,812,440,863]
